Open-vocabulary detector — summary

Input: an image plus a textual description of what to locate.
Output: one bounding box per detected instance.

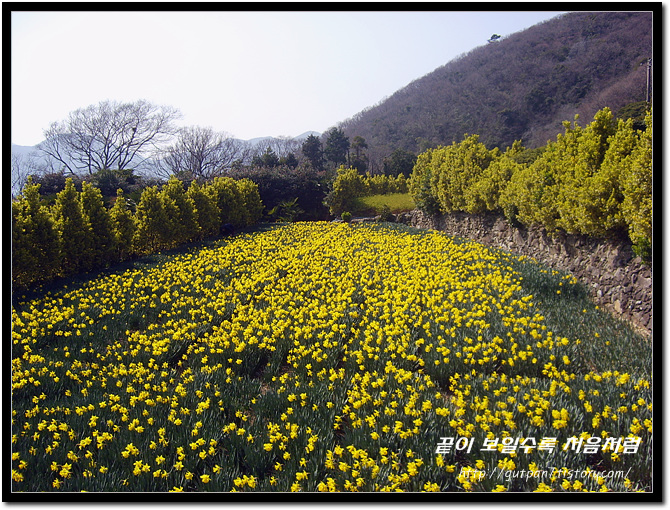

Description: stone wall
[396,210,653,336]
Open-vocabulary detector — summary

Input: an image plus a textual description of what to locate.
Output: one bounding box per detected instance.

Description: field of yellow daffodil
[11,222,652,493]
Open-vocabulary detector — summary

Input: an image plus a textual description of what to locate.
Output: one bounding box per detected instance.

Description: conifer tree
[552,108,617,234]
[621,110,652,258]
[470,140,525,214]
[53,178,94,274]
[187,181,219,240]
[81,181,116,269]
[110,188,136,261]
[408,148,442,215]
[211,177,244,229]
[236,178,263,227]
[133,185,170,253]
[579,117,638,235]
[12,178,61,287]
[434,134,499,214]
[159,177,200,247]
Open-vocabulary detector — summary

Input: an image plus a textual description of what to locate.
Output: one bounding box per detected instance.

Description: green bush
[408,148,442,215]
[378,204,394,222]
[52,178,95,274]
[620,110,652,258]
[11,178,61,288]
[326,166,367,216]
[12,174,267,290]
[211,176,246,229]
[109,189,136,262]
[410,107,652,251]
[229,164,329,221]
[409,135,500,215]
[159,177,200,247]
[468,140,524,213]
[236,178,264,227]
[327,166,411,217]
[186,181,219,240]
[133,185,170,254]
[81,181,116,269]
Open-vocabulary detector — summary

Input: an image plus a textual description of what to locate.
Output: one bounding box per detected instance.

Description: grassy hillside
[11,223,652,494]
[338,11,653,166]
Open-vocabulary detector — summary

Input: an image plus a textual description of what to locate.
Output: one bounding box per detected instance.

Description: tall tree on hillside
[324,128,350,167]
[39,99,181,176]
[349,136,369,173]
[302,134,324,171]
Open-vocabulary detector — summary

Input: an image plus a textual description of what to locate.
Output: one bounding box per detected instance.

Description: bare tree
[38,99,181,176]
[155,126,247,181]
[266,136,301,159]
[11,153,35,197]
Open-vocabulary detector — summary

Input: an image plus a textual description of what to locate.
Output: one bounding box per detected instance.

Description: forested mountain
[337,11,653,169]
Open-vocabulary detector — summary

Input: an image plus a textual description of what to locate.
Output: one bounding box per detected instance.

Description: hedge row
[326,167,409,215]
[12,176,263,289]
[409,107,652,257]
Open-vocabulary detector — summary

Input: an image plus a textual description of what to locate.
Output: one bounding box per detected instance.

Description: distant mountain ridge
[336,11,653,165]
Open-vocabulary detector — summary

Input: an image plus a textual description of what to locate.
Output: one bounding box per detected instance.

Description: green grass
[351,193,415,216]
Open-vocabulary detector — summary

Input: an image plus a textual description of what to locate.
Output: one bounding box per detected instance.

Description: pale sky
[11,9,566,146]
